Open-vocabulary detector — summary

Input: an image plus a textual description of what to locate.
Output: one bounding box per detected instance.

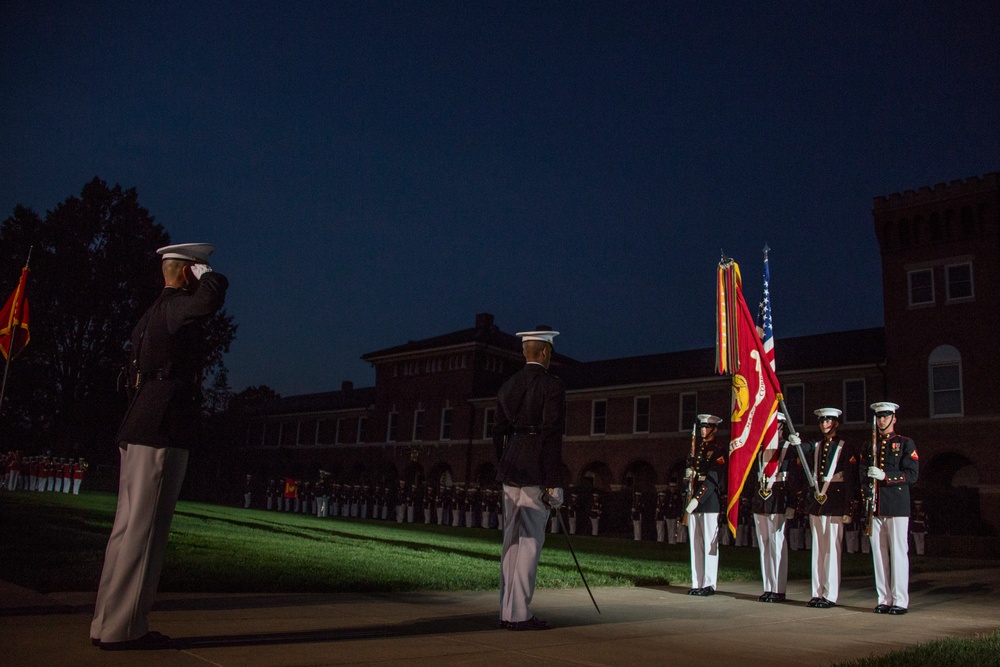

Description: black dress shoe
[887,606,908,615]
[687,587,702,595]
[91,638,101,647]
[498,620,510,629]
[806,597,822,607]
[700,586,715,596]
[817,598,836,608]
[506,616,550,631]
[99,631,173,651]
[758,592,772,602]
[874,604,891,614]
[769,593,786,603]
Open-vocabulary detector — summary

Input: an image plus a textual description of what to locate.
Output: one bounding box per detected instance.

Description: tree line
[0,177,250,468]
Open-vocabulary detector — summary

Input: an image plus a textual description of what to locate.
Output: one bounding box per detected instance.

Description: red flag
[716,260,782,535]
[0,265,30,360]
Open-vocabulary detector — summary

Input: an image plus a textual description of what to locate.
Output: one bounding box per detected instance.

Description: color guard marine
[791,407,859,609]
[752,412,794,602]
[862,401,918,615]
[684,414,727,597]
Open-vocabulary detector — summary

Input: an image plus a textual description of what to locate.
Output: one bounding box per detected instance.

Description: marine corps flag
[716,259,782,535]
[0,262,30,360]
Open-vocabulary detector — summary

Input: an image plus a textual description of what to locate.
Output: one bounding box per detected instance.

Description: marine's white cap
[515,326,559,346]
[814,407,843,419]
[870,401,899,414]
[697,414,723,426]
[156,243,215,263]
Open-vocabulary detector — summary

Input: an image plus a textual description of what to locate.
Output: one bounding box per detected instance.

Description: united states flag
[757,246,774,370]
[757,247,781,476]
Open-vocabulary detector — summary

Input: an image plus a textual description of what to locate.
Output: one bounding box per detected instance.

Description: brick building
[239,172,999,533]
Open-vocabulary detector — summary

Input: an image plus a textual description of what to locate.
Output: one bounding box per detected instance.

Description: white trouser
[499,485,548,623]
[753,513,788,594]
[317,496,329,517]
[870,516,910,608]
[656,520,666,542]
[396,505,405,522]
[633,518,642,540]
[590,518,599,536]
[91,444,188,643]
[688,511,720,589]
[73,478,83,495]
[809,515,845,602]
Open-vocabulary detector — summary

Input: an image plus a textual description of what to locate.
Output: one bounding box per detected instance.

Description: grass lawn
[2,490,993,595]
[833,628,1000,667]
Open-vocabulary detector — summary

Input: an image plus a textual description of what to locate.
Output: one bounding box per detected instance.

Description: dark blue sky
[2,2,998,396]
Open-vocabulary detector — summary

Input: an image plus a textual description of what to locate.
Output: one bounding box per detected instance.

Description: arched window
[928,345,963,417]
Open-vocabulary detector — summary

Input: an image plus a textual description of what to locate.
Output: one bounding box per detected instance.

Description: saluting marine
[863,401,918,615]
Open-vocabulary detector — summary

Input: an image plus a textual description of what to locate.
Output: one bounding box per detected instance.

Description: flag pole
[0,248,32,411]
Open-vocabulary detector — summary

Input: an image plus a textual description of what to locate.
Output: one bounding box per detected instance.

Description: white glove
[546,487,564,509]
[842,515,852,524]
[868,466,886,481]
[684,467,694,480]
[787,433,801,446]
[784,507,796,520]
[685,498,699,514]
[190,263,212,279]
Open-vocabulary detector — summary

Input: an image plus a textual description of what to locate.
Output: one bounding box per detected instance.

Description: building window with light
[929,345,963,417]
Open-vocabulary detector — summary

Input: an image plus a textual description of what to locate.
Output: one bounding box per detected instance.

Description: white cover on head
[697,414,723,425]
[814,407,843,419]
[515,329,559,345]
[870,401,899,413]
[156,243,215,263]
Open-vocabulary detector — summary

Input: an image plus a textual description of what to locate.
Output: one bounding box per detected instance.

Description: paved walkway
[3,569,999,666]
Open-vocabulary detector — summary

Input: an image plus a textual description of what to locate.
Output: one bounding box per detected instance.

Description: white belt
[820,472,844,483]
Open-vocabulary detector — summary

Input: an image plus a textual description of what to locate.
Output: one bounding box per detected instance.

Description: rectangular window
[298,419,317,446]
[679,393,697,431]
[279,421,297,447]
[842,379,866,423]
[386,412,398,443]
[591,400,607,435]
[412,409,424,441]
[931,364,963,417]
[634,396,650,433]
[908,268,934,306]
[483,407,496,440]
[945,263,974,301]
[440,408,453,440]
[317,419,337,445]
[784,384,805,427]
[357,416,368,444]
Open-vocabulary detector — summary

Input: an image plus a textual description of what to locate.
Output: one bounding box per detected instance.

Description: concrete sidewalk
[3,569,999,666]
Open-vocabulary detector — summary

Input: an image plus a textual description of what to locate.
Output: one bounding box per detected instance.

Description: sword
[546,493,600,614]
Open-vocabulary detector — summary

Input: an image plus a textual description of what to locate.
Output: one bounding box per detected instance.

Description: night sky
[2,2,998,396]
